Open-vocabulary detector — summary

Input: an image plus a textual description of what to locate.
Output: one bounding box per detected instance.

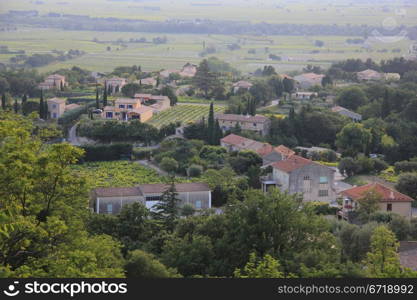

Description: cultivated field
[148,104,225,128]
[1,0,417,26]
[0,27,413,74]
[71,160,164,189]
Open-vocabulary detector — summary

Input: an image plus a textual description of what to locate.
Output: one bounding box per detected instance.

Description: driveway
[67,123,94,146]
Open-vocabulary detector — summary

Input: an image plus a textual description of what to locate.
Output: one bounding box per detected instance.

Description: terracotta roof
[341,183,413,203]
[215,114,270,123]
[274,145,295,157]
[116,98,140,103]
[221,134,251,146]
[221,134,267,154]
[138,183,210,194]
[94,187,142,197]
[271,155,313,173]
[47,74,65,80]
[256,144,274,156]
[47,97,66,104]
[65,103,80,111]
[233,81,253,88]
[134,93,153,98]
[130,106,153,114]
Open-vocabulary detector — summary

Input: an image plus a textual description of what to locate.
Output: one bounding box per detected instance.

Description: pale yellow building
[102,98,153,122]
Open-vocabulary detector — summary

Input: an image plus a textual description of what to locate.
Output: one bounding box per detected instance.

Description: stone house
[39,74,66,90]
[220,134,294,166]
[340,183,413,219]
[356,69,382,81]
[232,80,253,93]
[139,77,157,87]
[102,98,153,122]
[291,92,318,100]
[47,98,80,119]
[215,114,271,136]
[92,183,211,214]
[261,155,336,203]
[293,73,325,89]
[105,77,127,94]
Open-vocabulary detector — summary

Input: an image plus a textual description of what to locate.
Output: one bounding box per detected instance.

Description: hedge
[80,143,133,162]
[394,161,417,174]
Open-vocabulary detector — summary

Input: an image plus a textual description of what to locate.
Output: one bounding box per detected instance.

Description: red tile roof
[256,144,274,156]
[274,145,295,158]
[341,183,413,203]
[271,155,313,173]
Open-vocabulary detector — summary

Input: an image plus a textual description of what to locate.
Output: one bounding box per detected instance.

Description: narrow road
[68,123,81,146]
[137,160,169,176]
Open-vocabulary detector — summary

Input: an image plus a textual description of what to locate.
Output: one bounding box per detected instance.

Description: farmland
[148,104,225,128]
[71,160,165,189]
[0,27,413,74]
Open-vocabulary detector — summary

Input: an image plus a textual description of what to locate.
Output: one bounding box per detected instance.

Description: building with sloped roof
[340,183,413,219]
[215,114,271,136]
[261,155,336,203]
[92,183,211,214]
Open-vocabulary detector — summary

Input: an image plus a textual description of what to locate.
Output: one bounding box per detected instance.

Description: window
[318,190,328,197]
[106,112,113,118]
[387,203,392,211]
[119,104,125,108]
[107,204,113,214]
[146,196,161,201]
[195,200,202,209]
[52,104,57,109]
[319,176,328,184]
[52,113,57,118]
[303,176,310,180]
[253,123,257,127]
[127,104,133,109]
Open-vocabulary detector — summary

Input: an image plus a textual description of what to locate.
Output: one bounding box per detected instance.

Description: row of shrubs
[80,143,133,162]
[394,160,417,174]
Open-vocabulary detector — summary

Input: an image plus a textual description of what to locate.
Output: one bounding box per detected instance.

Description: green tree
[1,93,6,110]
[234,253,285,278]
[13,98,18,114]
[336,123,372,156]
[125,250,179,278]
[152,178,181,232]
[364,226,402,278]
[356,189,382,222]
[207,102,215,145]
[21,94,27,115]
[194,59,217,99]
[282,77,294,94]
[160,157,179,174]
[395,173,417,201]
[39,89,44,119]
[336,86,368,111]
[95,86,100,109]
[103,83,108,107]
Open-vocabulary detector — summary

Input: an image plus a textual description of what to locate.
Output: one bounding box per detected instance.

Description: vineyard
[148,104,225,128]
[71,161,165,189]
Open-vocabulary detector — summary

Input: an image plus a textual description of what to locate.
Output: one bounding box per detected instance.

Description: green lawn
[148,104,225,128]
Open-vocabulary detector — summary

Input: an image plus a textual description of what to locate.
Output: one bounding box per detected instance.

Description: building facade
[215,114,271,136]
[105,77,127,94]
[92,183,211,215]
[102,98,153,122]
[340,183,413,219]
[261,155,336,203]
[39,74,66,90]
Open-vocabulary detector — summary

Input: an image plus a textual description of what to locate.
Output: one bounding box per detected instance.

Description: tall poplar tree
[39,90,44,119]
[207,102,215,145]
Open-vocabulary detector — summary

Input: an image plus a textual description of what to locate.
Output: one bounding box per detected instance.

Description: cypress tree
[1,93,6,110]
[207,102,215,145]
[22,94,27,115]
[103,83,108,107]
[13,98,18,114]
[214,119,223,145]
[39,90,44,119]
[152,177,181,232]
[60,80,64,91]
[44,99,48,120]
[96,86,100,109]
